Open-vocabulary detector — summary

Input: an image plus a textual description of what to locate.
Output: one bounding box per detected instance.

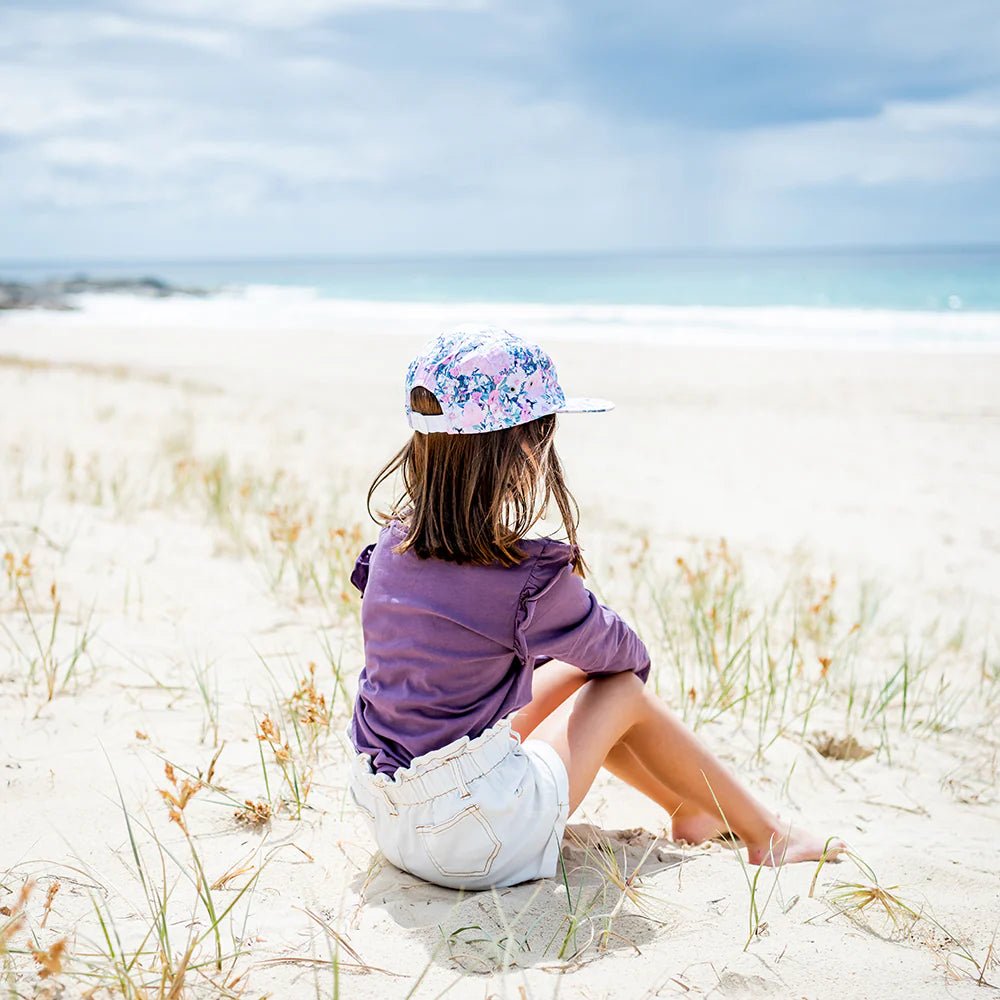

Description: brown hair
[367,386,585,574]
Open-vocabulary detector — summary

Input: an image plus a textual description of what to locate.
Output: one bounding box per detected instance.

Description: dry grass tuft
[813,851,995,985]
[827,878,921,933]
[553,826,669,961]
[234,799,272,828]
[256,712,312,818]
[1,568,97,702]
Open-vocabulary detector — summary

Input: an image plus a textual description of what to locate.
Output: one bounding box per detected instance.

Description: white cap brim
[556,396,615,414]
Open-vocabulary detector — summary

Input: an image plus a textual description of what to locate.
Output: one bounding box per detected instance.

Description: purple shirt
[349,521,651,775]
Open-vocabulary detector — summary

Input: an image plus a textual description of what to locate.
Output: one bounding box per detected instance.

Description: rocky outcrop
[0,275,210,311]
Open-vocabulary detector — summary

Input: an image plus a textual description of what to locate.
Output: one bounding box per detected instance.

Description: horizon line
[2,240,1000,269]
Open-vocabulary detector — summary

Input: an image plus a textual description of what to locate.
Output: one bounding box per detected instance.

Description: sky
[2,0,999,259]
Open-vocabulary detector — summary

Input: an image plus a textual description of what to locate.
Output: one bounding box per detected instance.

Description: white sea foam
[7,284,1000,353]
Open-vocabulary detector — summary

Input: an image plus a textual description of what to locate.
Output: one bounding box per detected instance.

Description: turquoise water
[4,247,1000,312]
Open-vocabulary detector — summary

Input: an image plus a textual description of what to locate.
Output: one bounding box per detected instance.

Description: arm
[516,544,651,682]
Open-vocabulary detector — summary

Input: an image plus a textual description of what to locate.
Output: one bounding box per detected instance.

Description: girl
[348,327,844,891]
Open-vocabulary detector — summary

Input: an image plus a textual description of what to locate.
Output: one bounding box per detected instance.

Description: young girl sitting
[348,327,844,891]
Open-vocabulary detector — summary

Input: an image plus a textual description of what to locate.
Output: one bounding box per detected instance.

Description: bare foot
[746,823,847,867]
[671,810,733,845]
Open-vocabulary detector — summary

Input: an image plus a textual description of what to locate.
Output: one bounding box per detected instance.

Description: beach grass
[1,359,998,999]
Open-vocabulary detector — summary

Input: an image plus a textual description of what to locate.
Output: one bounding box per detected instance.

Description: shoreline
[2,288,1000,355]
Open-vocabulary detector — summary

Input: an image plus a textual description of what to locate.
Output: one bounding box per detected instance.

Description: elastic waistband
[350,718,519,811]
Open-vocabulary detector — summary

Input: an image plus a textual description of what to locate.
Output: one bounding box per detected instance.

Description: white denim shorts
[348,718,570,890]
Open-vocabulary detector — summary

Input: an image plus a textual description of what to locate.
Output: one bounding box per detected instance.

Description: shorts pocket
[416,805,502,879]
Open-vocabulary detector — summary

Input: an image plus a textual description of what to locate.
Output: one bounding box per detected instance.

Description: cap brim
[556,396,615,414]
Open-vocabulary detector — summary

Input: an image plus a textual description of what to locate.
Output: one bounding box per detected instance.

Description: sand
[1,298,998,999]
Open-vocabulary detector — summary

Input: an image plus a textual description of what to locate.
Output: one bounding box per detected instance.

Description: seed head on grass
[29,938,67,979]
[281,660,335,764]
[159,762,203,833]
[2,550,32,598]
[267,506,304,546]
[234,800,272,828]
[286,662,330,729]
[257,713,312,816]
[0,880,32,950]
[40,882,60,929]
[258,715,292,764]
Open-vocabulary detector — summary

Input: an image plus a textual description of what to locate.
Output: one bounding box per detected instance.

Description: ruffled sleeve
[350,543,376,595]
[514,541,651,682]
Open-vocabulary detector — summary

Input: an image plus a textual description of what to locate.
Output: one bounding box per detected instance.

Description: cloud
[558,0,1000,129]
[720,89,1000,191]
[128,0,490,30]
[87,13,239,54]
[0,84,142,137]
[0,8,240,55]
[0,0,998,255]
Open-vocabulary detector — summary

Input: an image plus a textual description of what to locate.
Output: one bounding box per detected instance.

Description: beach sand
[1,300,998,998]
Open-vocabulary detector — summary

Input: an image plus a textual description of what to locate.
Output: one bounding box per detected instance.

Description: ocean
[4,247,999,350]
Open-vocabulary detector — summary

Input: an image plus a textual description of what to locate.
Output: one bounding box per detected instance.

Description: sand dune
[1,301,998,999]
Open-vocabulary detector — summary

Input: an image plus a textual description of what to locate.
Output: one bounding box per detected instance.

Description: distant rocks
[0,281,72,311]
[0,275,210,311]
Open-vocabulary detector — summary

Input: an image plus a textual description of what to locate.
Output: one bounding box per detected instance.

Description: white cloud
[0,8,242,54]
[0,89,110,136]
[1,0,998,253]
[128,0,490,30]
[87,13,239,54]
[719,90,1000,190]
[884,95,1000,133]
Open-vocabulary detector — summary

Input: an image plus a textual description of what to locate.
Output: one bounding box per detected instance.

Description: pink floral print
[406,327,570,434]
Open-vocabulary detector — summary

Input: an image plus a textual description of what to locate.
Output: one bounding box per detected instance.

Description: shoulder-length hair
[367,386,585,574]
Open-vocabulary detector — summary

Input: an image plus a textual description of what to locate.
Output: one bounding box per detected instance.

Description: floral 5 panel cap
[405,327,614,434]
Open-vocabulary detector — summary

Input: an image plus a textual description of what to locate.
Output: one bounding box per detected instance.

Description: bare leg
[603,742,732,843]
[530,672,845,866]
[515,662,730,843]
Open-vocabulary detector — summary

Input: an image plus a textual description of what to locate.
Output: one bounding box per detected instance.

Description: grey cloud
[0,0,998,256]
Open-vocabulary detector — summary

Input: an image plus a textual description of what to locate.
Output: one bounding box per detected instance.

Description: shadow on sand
[348,823,699,978]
